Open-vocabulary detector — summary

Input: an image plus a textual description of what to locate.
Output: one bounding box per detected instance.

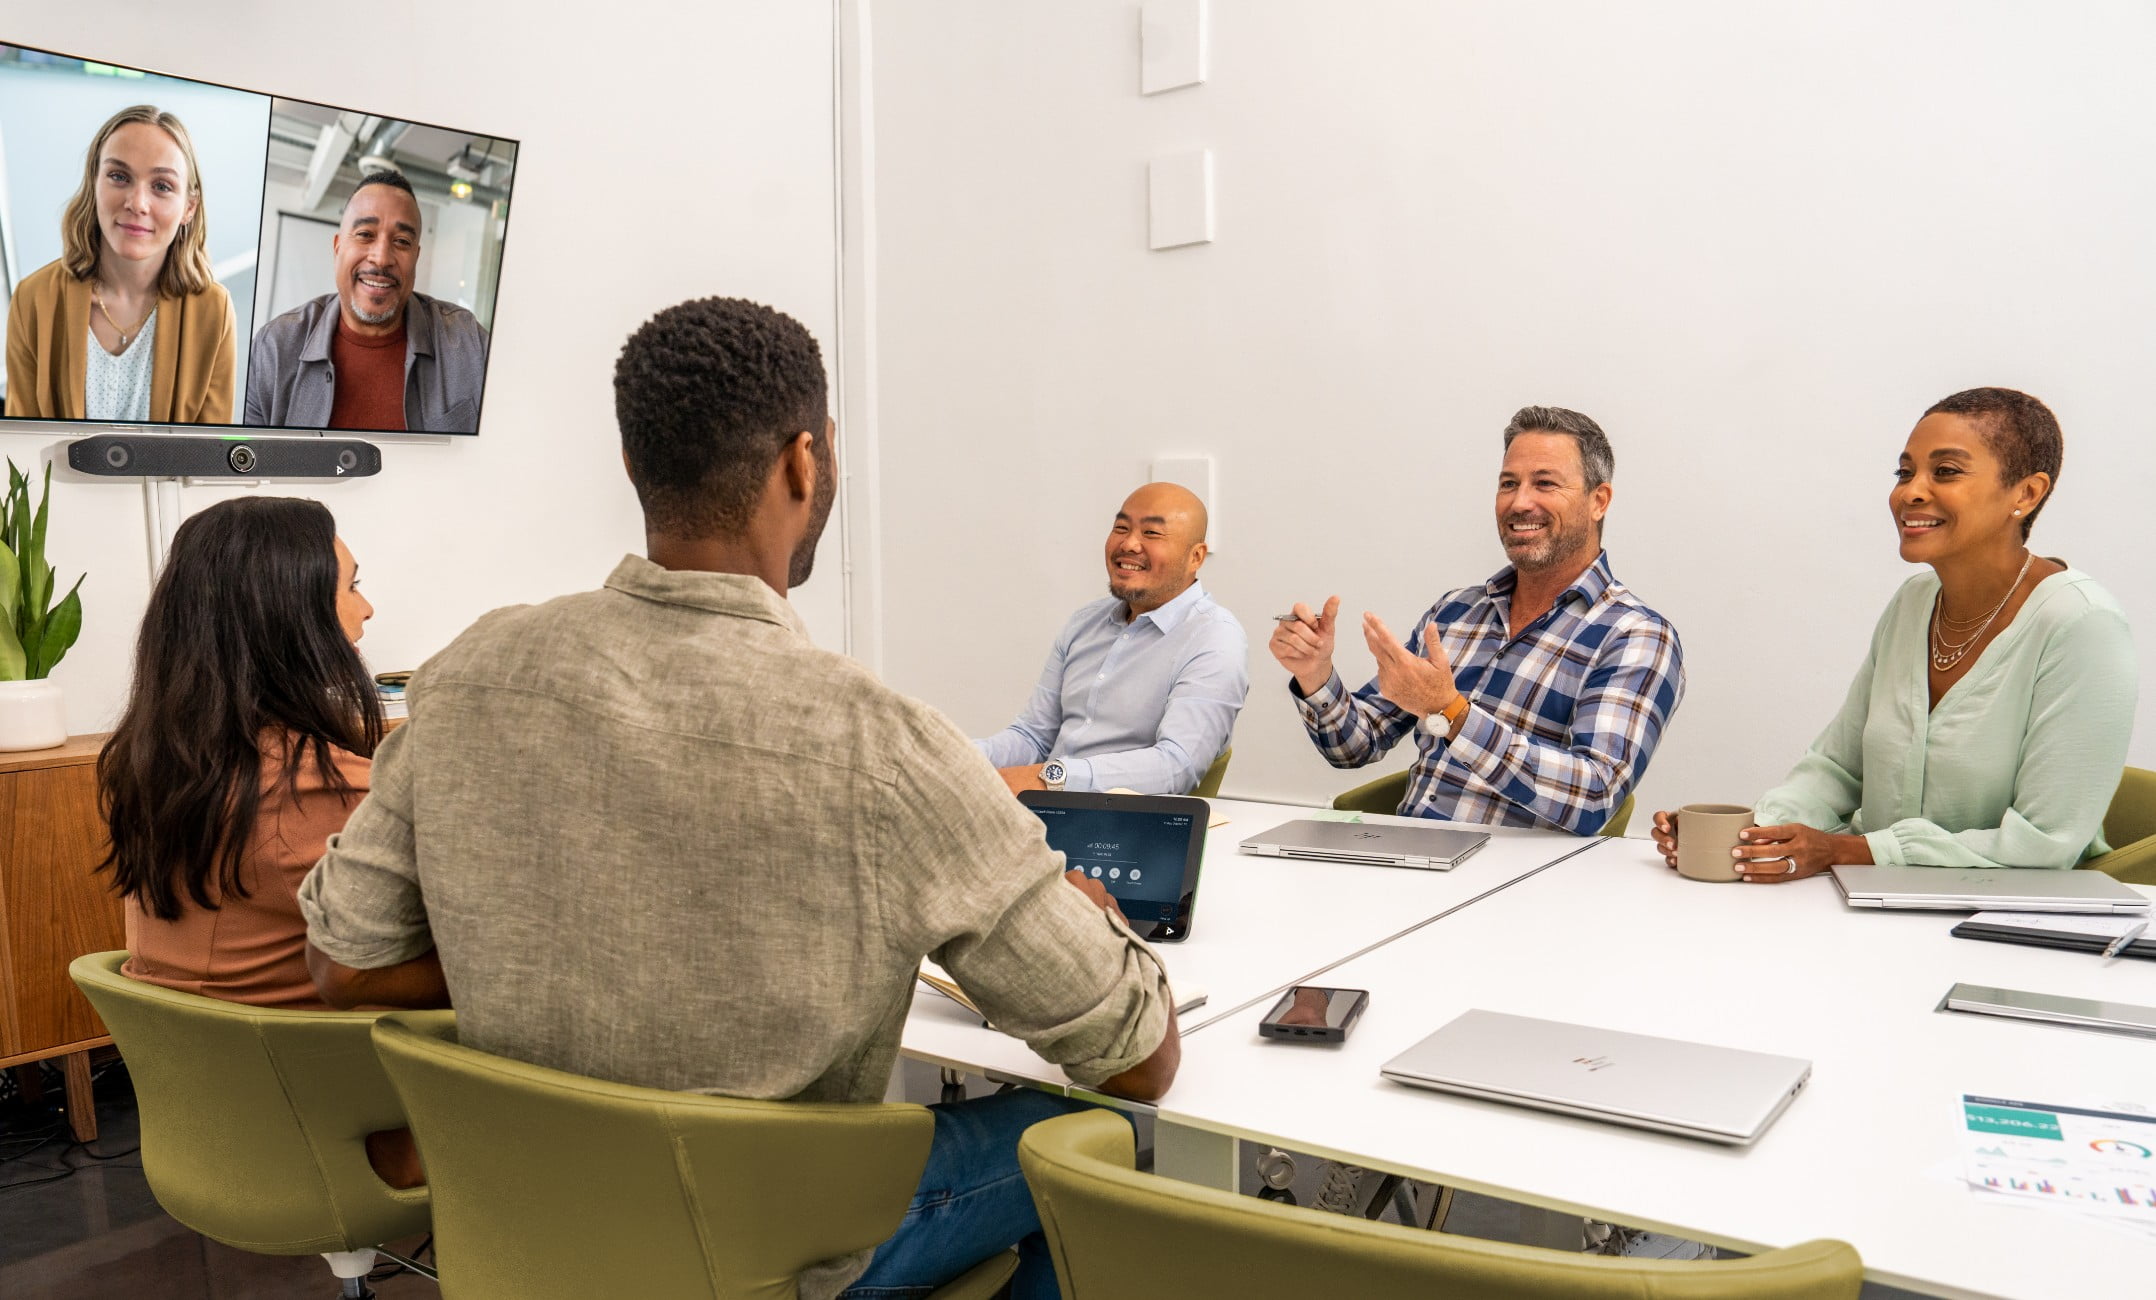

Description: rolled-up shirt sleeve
[889,704,1172,1086]
[298,720,435,969]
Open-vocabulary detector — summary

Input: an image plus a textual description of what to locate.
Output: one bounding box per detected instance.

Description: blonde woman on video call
[1653,387,2136,881]
[3,104,237,424]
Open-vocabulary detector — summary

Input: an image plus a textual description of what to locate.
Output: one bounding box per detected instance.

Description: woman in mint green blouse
[1652,387,2136,879]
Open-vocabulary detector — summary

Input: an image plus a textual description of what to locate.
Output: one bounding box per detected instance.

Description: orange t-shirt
[123,737,371,1009]
[327,314,407,432]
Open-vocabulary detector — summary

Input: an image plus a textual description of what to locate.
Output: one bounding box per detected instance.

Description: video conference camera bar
[67,434,382,480]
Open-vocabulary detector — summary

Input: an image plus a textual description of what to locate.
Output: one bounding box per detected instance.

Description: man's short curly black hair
[614,297,828,537]
[1924,387,2062,539]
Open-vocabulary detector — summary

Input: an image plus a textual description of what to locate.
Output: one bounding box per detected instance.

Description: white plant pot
[0,679,69,752]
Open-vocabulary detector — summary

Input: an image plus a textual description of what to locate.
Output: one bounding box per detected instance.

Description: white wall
[2,0,844,734]
[859,0,2156,818]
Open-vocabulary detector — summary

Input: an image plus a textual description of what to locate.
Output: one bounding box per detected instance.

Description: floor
[7,1059,1918,1299]
[0,1059,430,1300]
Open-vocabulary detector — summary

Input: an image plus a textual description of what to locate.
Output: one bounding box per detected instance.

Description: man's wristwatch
[1422,694,1471,736]
[1041,758,1069,791]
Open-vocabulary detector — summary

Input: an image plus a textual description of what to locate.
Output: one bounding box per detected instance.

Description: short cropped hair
[1501,406,1614,490]
[1924,388,2062,539]
[346,170,418,221]
[614,297,829,537]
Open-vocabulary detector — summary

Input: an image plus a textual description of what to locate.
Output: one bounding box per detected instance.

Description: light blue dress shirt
[975,582,1249,794]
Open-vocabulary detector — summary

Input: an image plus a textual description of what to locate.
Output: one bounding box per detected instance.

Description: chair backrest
[1192,747,1232,798]
[1331,769,1408,815]
[1331,772,1636,839]
[67,951,429,1255]
[2089,766,2156,884]
[370,1012,935,1300]
[2103,767,2156,853]
[1020,1110,1863,1300]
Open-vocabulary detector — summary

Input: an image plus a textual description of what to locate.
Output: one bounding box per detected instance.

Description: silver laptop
[1831,864,2150,914]
[1380,1010,1813,1146]
[1239,819,1489,870]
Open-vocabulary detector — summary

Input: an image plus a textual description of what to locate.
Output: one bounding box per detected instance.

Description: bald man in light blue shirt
[976,483,1249,796]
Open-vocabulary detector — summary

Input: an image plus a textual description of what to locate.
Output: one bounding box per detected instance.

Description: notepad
[1951,912,2156,960]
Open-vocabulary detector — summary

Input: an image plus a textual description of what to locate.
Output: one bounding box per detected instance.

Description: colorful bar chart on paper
[1960,1095,2156,1225]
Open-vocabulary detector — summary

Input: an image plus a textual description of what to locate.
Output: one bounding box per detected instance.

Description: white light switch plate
[1148,149,1214,251]
[1151,456,1218,552]
[1141,0,1208,94]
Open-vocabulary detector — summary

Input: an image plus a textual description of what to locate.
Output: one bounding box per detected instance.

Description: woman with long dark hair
[103,495,378,992]
[99,497,422,1186]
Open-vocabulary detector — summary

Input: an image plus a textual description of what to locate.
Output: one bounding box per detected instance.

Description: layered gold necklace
[1929,551,2032,672]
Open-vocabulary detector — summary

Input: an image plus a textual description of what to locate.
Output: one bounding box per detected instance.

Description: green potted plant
[0,459,85,751]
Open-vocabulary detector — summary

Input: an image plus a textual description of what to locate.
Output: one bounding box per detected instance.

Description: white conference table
[899,796,1602,1087]
[1148,836,2156,1299]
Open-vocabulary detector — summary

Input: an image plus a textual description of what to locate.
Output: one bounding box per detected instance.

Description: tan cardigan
[4,258,236,424]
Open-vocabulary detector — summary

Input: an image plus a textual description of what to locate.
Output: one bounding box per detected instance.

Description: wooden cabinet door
[0,763,124,1057]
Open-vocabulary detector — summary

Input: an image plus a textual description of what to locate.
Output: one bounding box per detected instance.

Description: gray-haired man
[1269,406,1687,833]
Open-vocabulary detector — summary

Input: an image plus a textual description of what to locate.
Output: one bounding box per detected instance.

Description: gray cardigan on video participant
[244,291,490,433]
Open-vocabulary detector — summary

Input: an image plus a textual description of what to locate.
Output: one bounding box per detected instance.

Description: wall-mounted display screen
[0,41,516,435]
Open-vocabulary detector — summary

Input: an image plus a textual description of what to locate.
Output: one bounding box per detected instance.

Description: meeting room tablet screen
[1018,790,1208,943]
[0,40,516,435]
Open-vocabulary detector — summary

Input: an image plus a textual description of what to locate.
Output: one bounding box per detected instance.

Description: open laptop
[1830,864,2150,914]
[1239,819,1488,870]
[1380,1010,1812,1146]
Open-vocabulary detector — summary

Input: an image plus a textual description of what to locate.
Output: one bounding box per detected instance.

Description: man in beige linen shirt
[299,297,1177,1299]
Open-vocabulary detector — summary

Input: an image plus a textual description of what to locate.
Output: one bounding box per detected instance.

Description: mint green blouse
[1756,567,2136,869]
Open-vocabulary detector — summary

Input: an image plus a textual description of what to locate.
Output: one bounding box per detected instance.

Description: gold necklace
[1929,552,2032,672]
[92,287,153,349]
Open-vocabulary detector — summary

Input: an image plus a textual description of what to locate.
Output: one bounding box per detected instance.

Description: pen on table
[2100,919,2149,960]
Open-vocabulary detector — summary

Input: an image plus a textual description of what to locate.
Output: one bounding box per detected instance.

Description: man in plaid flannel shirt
[1269,406,1685,834]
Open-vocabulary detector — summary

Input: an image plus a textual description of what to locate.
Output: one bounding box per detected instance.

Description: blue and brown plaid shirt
[1292,552,1685,833]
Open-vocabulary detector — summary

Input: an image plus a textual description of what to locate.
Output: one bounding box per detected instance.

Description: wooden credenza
[0,733,123,1141]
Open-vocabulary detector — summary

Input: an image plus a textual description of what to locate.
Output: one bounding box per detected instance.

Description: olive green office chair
[67,952,433,1297]
[2088,766,2156,885]
[1331,771,1635,838]
[1192,747,1232,798]
[369,1012,1014,1300]
[1019,1110,1862,1299]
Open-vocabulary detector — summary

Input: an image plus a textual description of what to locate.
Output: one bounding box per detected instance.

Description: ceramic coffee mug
[1675,804,1754,883]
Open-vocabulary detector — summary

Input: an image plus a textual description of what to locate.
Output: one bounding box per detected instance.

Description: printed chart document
[1959,1094,2156,1237]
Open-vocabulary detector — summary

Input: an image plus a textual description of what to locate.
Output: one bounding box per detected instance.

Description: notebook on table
[1379,1010,1812,1146]
[1830,865,2149,914]
[1950,911,2156,960]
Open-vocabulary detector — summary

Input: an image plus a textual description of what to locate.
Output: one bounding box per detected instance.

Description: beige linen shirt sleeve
[879,702,1173,1088]
[298,720,436,969]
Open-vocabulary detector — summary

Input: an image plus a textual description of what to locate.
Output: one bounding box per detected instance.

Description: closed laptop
[1239,819,1489,870]
[1380,1010,1812,1145]
[1830,864,2149,914]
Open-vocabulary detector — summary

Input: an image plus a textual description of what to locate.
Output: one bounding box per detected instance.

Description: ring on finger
[1782,857,1797,876]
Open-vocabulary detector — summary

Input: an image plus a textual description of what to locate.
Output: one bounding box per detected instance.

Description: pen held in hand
[1274,612,1315,626]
